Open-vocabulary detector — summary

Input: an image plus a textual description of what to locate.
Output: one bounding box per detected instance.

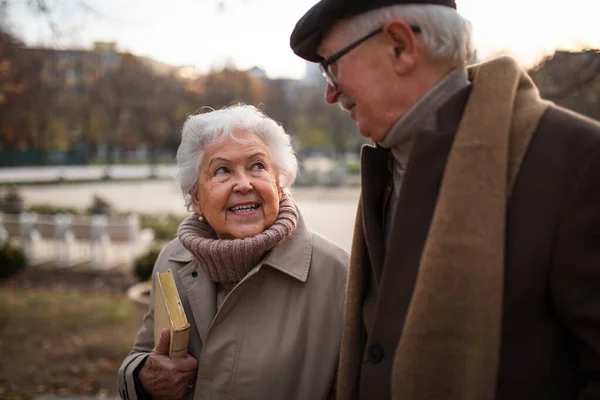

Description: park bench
[0,212,154,270]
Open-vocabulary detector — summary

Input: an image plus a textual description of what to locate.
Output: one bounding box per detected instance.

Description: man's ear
[383,20,419,75]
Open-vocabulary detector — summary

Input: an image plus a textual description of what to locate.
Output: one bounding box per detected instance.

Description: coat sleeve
[117,250,166,400]
[551,143,600,399]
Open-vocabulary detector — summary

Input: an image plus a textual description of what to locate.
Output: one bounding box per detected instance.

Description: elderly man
[290,1,600,399]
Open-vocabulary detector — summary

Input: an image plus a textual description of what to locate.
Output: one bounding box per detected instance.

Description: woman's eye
[215,166,229,175]
[251,162,265,170]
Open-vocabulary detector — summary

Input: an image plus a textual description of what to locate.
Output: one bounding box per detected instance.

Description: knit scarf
[177,192,298,289]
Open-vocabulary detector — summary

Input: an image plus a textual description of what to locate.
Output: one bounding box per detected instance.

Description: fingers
[140,363,196,400]
[180,369,196,383]
[138,345,198,400]
[173,381,192,400]
[152,328,171,356]
[176,355,198,372]
[148,352,196,375]
[164,370,196,399]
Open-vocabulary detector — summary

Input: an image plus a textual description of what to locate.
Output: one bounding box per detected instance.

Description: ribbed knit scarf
[177,192,298,289]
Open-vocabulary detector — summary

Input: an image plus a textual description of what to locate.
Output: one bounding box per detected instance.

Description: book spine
[169,325,191,359]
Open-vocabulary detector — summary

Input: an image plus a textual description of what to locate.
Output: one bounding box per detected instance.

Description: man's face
[318,21,410,143]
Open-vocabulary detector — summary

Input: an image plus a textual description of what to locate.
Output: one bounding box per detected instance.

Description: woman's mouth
[229,203,261,214]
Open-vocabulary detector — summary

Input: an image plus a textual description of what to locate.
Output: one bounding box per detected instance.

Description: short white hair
[351,4,474,68]
[176,104,298,210]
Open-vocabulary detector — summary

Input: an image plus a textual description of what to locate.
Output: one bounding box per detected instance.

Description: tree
[1,0,95,36]
[530,49,600,121]
[0,31,42,149]
[91,54,155,163]
[292,83,360,156]
[91,53,195,167]
[262,79,294,131]
[196,67,267,110]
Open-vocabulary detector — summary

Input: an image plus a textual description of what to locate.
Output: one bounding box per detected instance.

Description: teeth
[230,204,259,212]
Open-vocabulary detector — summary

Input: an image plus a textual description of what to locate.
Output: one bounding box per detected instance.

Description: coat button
[191,271,198,278]
[368,343,384,363]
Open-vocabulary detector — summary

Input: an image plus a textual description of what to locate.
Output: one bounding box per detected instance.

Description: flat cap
[290,0,456,62]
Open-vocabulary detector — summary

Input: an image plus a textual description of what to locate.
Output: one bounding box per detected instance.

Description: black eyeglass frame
[319,24,422,90]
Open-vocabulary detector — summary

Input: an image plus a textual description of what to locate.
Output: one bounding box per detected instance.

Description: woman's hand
[138,328,198,400]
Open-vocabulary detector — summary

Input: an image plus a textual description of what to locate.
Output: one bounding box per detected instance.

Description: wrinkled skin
[138,328,198,399]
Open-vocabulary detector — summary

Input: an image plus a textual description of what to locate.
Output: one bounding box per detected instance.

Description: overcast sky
[8,0,600,79]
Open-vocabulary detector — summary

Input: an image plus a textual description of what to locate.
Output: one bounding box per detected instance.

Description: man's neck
[379,67,469,165]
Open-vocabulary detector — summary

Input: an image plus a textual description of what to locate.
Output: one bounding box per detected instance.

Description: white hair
[351,4,474,68]
[176,104,298,210]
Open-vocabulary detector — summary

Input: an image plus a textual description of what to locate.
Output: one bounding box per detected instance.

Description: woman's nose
[325,83,340,104]
[233,174,253,193]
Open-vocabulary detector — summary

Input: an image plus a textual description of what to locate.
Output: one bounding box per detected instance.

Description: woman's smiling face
[192,129,281,239]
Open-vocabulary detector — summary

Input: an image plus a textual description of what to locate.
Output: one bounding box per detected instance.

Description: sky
[7,0,600,80]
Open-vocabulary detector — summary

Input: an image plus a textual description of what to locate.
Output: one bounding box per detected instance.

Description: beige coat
[118,214,348,400]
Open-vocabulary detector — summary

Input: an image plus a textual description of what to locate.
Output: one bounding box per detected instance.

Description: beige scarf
[338,56,551,399]
[177,192,298,289]
[392,56,550,398]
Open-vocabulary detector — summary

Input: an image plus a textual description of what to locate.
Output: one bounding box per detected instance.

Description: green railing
[0,150,86,167]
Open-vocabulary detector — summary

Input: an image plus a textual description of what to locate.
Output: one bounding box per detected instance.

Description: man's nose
[325,83,340,104]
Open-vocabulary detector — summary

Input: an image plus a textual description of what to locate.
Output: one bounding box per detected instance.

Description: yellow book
[154,270,190,358]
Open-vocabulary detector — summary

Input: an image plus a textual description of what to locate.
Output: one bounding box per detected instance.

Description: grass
[0,286,142,399]
[0,288,133,330]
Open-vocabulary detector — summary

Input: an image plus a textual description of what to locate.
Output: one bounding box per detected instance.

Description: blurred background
[0,0,599,398]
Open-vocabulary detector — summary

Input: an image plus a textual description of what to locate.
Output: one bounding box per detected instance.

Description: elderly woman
[118,105,348,400]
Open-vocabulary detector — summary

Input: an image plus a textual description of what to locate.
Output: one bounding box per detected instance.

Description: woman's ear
[277,177,283,199]
[190,191,202,215]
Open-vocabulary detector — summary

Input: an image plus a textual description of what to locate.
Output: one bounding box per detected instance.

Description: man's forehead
[317,20,353,58]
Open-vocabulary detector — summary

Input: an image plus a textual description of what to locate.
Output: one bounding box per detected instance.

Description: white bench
[0,212,154,269]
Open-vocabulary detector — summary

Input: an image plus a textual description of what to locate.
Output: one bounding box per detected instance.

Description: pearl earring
[198,215,204,222]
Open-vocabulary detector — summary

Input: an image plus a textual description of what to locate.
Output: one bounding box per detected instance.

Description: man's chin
[356,121,373,140]
[358,123,386,143]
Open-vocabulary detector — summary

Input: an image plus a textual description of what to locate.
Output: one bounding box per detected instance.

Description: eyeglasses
[319,25,422,91]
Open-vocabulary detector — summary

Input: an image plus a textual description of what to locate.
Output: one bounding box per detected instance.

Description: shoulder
[309,230,349,276]
[524,105,600,181]
[304,231,349,314]
[537,105,600,147]
[161,238,182,255]
[152,238,192,273]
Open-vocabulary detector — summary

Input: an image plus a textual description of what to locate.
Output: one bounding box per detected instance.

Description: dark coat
[342,86,600,400]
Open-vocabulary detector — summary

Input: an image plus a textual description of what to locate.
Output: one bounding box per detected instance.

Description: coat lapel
[337,198,369,400]
[360,145,392,283]
[373,86,473,343]
[336,86,473,400]
[169,242,217,346]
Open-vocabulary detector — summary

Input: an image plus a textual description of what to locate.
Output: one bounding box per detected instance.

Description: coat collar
[168,208,312,283]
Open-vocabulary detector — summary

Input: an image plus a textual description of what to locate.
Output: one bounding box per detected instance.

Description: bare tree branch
[531,50,600,102]
[547,58,600,101]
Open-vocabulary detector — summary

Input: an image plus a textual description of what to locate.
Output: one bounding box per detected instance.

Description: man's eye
[251,162,265,170]
[215,167,229,175]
